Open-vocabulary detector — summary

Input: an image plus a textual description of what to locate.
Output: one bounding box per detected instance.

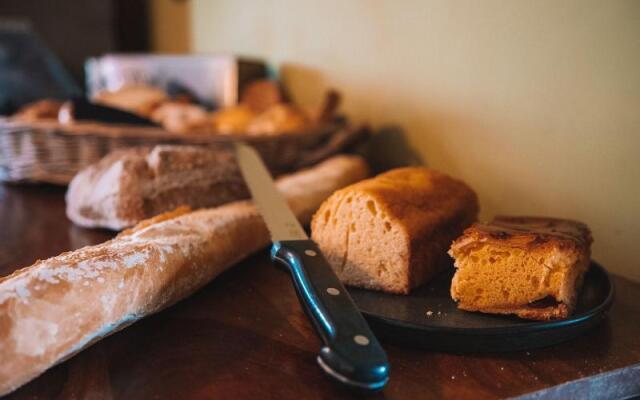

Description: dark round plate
[349,261,614,352]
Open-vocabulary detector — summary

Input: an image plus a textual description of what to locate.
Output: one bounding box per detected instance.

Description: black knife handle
[271,240,390,391]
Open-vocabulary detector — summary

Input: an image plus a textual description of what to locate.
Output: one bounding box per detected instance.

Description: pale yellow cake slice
[449,216,592,320]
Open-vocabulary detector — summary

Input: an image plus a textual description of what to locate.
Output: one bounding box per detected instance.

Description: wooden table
[1,184,639,400]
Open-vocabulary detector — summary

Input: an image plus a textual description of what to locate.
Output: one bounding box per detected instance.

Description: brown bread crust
[312,167,479,294]
[66,145,249,230]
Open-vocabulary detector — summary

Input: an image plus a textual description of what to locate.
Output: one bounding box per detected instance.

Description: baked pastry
[13,99,63,121]
[0,154,369,396]
[93,85,168,117]
[150,102,210,133]
[246,104,310,135]
[210,104,256,134]
[449,216,593,320]
[311,167,478,294]
[241,79,283,113]
[66,145,251,230]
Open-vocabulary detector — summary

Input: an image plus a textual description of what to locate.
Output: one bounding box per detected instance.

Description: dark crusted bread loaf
[311,167,479,294]
[66,145,250,230]
[449,216,593,320]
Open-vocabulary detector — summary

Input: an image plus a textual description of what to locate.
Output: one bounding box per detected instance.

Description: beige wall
[191,0,640,281]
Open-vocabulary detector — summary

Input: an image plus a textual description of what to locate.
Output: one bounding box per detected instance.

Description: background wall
[149,0,190,53]
[189,0,640,281]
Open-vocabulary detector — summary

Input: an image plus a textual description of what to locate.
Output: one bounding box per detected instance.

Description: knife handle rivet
[354,335,370,346]
[304,250,317,257]
[326,287,340,296]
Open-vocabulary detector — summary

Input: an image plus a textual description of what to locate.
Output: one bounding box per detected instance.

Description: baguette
[311,167,479,294]
[0,155,369,396]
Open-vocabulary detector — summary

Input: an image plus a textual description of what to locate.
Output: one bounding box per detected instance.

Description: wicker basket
[0,118,363,185]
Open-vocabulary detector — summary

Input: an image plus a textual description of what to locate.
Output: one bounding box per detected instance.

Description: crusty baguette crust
[312,167,478,294]
[0,155,369,396]
[449,216,592,320]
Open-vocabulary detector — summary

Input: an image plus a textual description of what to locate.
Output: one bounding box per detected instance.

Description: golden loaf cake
[311,167,479,294]
[449,216,593,320]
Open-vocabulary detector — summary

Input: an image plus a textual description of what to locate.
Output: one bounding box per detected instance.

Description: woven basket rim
[0,117,345,143]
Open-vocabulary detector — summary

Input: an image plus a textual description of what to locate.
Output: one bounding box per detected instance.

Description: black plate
[349,261,613,352]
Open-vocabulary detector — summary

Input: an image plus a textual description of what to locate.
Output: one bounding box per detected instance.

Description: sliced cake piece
[311,167,479,294]
[449,216,593,320]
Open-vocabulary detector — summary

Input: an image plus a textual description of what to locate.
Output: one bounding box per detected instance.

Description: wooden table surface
[1,183,639,400]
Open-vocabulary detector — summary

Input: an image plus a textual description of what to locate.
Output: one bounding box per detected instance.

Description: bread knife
[233,142,390,391]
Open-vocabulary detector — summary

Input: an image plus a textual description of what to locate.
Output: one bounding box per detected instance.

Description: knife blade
[233,142,390,391]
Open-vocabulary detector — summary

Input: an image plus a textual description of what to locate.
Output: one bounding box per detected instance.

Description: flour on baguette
[0,155,369,396]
